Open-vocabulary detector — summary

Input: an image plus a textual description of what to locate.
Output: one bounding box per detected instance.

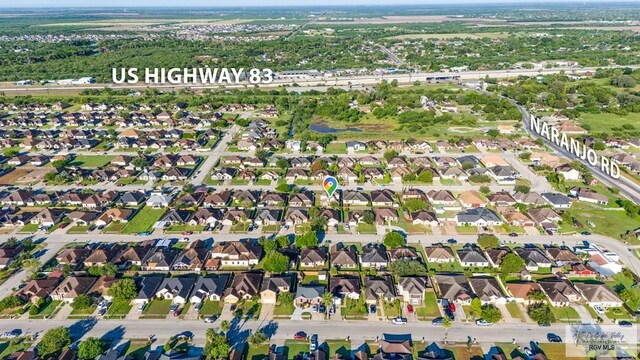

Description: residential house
[424,245,455,263]
[260,274,293,304]
[51,276,97,303]
[537,279,582,306]
[514,248,554,271]
[360,245,389,270]
[397,276,429,305]
[574,282,623,308]
[189,275,230,305]
[295,285,326,307]
[299,248,327,268]
[155,277,196,305]
[457,247,490,267]
[329,276,361,302]
[364,275,397,304]
[141,248,178,271]
[468,276,507,304]
[330,244,358,269]
[223,272,263,303]
[456,208,503,226]
[16,278,61,304]
[133,276,164,305]
[210,241,262,267]
[433,274,473,304]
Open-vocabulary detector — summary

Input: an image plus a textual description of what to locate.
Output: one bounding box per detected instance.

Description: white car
[475,319,493,326]
[204,316,217,323]
[391,317,407,325]
[593,305,605,315]
[137,303,146,312]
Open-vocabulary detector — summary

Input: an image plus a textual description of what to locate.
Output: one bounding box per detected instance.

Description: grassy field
[274,299,295,316]
[562,208,639,239]
[106,300,132,318]
[416,290,441,319]
[505,302,524,319]
[142,299,172,316]
[122,207,166,234]
[551,306,580,322]
[71,155,113,168]
[199,300,223,316]
[284,340,310,359]
[70,305,96,316]
[577,112,640,134]
[124,339,152,360]
[324,340,351,359]
[605,272,640,310]
[0,338,32,358]
[247,343,271,360]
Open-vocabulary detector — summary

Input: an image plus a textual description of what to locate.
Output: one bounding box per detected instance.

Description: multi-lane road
[2,65,639,94]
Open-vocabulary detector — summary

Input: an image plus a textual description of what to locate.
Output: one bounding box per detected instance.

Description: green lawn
[341,298,367,317]
[165,224,205,233]
[66,225,89,234]
[71,155,113,168]
[356,223,377,234]
[70,305,96,316]
[102,221,127,233]
[284,340,310,359]
[124,340,151,360]
[427,260,463,273]
[106,300,132,318]
[274,298,295,317]
[325,142,347,154]
[122,207,166,234]
[560,208,639,239]
[230,222,251,233]
[247,343,270,360]
[199,300,223,316]
[18,223,39,233]
[235,300,261,320]
[505,302,524,319]
[0,338,32,358]
[383,300,401,317]
[29,300,61,319]
[578,112,639,134]
[262,224,280,233]
[416,291,440,320]
[324,340,351,359]
[142,299,172,316]
[605,271,640,309]
[551,306,580,322]
[605,306,632,320]
[455,225,477,235]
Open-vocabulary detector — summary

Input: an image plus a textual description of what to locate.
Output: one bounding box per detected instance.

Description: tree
[108,278,137,302]
[3,148,19,158]
[249,331,269,345]
[51,159,69,169]
[295,231,318,248]
[276,158,289,169]
[322,292,334,307]
[442,316,452,343]
[78,337,104,359]
[38,327,71,358]
[363,211,375,224]
[388,259,428,276]
[220,320,230,334]
[514,185,530,194]
[260,238,278,253]
[527,289,547,302]
[500,253,525,278]
[619,288,638,304]
[276,183,291,193]
[479,186,491,195]
[262,252,289,273]
[275,236,290,248]
[71,294,92,310]
[481,304,502,323]
[486,129,500,138]
[183,183,195,194]
[383,231,405,248]
[471,298,482,319]
[23,258,40,277]
[611,75,637,88]
[204,329,230,360]
[417,171,434,184]
[527,302,555,324]
[477,234,499,249]
[404,199,427,212]
[383,150,398,161]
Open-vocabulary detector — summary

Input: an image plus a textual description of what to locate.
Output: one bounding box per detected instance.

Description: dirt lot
[0,167,48,185]
[0,168,30,185]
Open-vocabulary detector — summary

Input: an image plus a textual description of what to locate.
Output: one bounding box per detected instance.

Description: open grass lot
[505,302,524,319]
[451,345,485,360]
[427,260,463,273]
[122,207,166,234]
[387,32,511,40]
[274,299,295,317]
[605,271,640,310]
[416,291,441,319]
[67,225,89,234]
[199,300,222,316]
[70,305,96,317]
[561,208,639,239]
[70,155,113,168]
[102,221,127,233]
[577,112,640,134]
[106,300,132,318]
[356,223,377,234]
[284,340,310,359]
[123,339,152,360]
[605,306,633,320]
[537,343,569,360]
[246,343,270,360]
[324,340,351,359]
[142,299,172,317]
[551,306,580,322]
[325,142,347,154]
[165,224,205,233]
[18,223,39,233]
[383,300,401,317]
[235,300,261,320]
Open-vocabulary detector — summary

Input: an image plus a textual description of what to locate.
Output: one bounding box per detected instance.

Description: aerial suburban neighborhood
[0,2,640,360]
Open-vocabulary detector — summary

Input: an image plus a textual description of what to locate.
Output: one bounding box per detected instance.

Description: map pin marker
[323,176,339,197]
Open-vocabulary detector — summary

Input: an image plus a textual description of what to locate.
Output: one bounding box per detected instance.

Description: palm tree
[220,320,230,335]
[442,316,452,344]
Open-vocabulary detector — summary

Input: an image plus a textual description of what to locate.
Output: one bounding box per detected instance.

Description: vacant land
[71,155,113,168]
[387,32,510,40]
[122,207,166,234]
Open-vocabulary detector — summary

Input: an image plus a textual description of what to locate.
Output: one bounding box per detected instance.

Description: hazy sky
[0,0,620,7]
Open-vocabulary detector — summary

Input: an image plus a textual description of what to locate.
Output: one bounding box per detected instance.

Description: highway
[2,65,639,94]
